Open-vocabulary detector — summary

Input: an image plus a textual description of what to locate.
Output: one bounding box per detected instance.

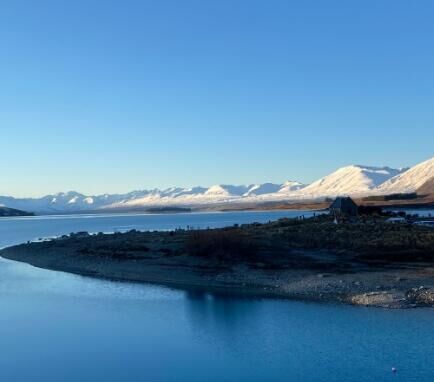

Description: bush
[185,228,257,261]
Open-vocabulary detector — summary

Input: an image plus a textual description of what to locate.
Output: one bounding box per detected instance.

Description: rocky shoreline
[1,216,434,308]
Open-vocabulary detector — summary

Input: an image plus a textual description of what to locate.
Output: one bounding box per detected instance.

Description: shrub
[185,228,257,261]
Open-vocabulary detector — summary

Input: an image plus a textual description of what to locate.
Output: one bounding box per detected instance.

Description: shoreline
[0,253,377,307]
[0,208,318,221]
[1,196,433,218]
[2,246,434,309]
[0,255,325,304]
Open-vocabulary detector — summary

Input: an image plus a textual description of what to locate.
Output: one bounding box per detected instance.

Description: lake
[393,208,434,217]
[0,211,433,382]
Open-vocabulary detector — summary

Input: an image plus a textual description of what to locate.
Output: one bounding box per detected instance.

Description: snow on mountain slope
[162,187,208,198]
[243,182,306,197]
[106,185,253,209]
[0,191,124,213]
[204,185,250,197]
[377,157,434,194]
[278,180,306,194]
[297,165,403,197]
[1,181,307,213]
[244,183,282,196]
[1,158,431,213]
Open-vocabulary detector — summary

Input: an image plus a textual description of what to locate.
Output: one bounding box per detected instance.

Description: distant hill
[0,206,34,217]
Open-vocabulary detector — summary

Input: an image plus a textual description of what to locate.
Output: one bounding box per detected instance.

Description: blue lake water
[0,210,318,248]
[395,208,434,217]
[0,211,433,382]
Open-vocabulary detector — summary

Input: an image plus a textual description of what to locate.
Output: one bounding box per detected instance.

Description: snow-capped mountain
[277,181,306,194]
[204,185,250,197]
[105,184,277,210]
[377,157,434,194]
[297,165,403,197]
[0,185,286,213]
[94,183,309,211]
[1,157,432,214]
[243,183,282,197]
[0,191,124,213]
[242,181,306,197]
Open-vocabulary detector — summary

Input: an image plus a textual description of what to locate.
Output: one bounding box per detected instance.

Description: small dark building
[329,196,358,217]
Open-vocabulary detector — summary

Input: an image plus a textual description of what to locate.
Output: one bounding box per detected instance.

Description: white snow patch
[377,157,434,194]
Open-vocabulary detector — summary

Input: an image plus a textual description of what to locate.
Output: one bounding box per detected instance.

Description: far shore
[3,194,434,217]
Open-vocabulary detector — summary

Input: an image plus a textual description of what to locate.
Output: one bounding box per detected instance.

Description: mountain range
[1,157,433,214]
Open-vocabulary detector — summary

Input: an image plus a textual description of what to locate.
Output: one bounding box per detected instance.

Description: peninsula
[2,214,434,308]
[0,207,34,217]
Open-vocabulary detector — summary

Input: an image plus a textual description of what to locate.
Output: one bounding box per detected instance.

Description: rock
[406,287,434,306]
[350,291,406,308]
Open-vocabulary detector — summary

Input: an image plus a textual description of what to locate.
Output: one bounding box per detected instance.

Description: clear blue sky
[1,0,433,197]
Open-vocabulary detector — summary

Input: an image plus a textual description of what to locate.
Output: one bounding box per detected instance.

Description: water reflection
[185,290,261,334]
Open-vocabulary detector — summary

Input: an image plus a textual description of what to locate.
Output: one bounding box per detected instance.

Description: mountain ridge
[297,165,404,197]
[378,157,434,194]
[1,157,432,214]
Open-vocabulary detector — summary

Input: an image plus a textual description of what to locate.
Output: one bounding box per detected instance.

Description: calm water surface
[395,208,434,217]
[0,211,433,382]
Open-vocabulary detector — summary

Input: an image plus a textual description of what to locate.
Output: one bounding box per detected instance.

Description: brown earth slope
[417,177,434,196]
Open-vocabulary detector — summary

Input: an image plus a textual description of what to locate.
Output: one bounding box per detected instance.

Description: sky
[1,0,434,197]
